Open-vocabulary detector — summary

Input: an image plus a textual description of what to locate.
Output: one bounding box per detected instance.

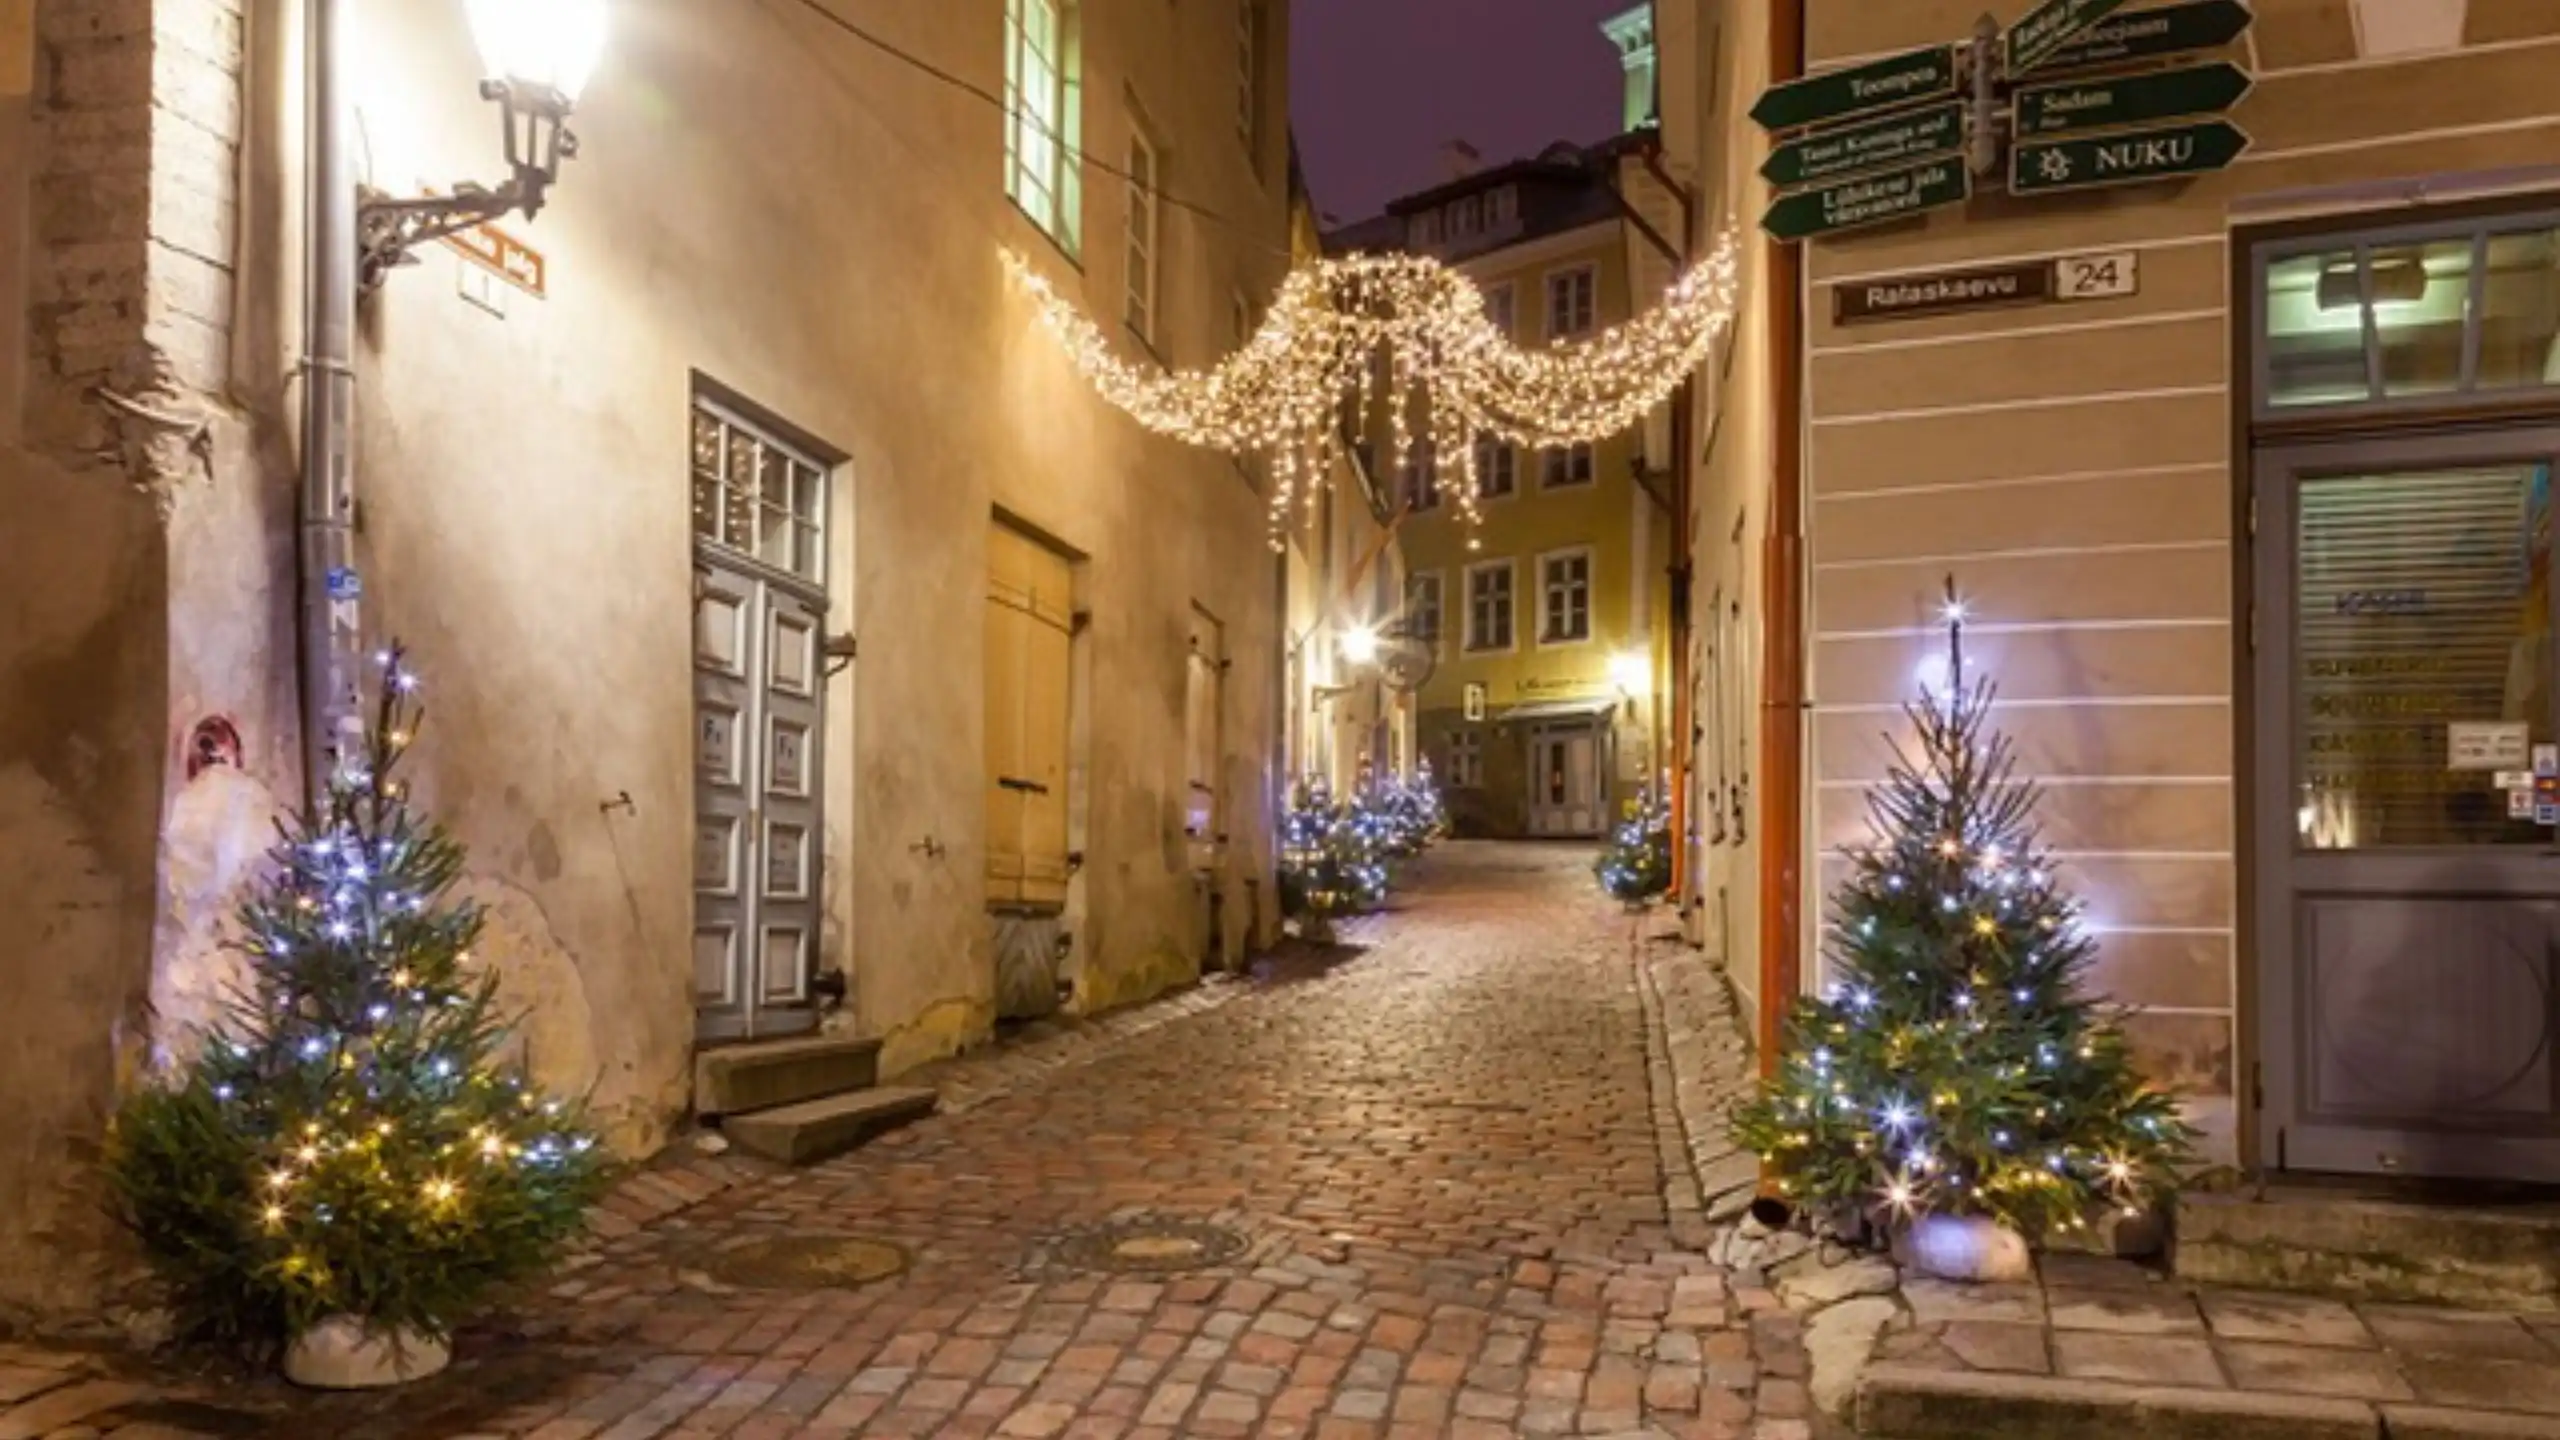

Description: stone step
[1856,1364,2557,1440]
[2175,1189,2560,1313]
[693,1035,883,1118]
[721,1087,939,1166]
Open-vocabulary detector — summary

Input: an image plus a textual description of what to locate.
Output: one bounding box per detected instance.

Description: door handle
[998,776,1051,796]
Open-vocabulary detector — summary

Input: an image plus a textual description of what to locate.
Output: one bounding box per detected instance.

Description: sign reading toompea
[1750,44,1959,132]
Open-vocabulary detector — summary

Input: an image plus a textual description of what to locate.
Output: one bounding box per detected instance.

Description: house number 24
[2055,251,2139,301]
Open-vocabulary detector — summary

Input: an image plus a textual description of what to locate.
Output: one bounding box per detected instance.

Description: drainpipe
[1639,144,1700,908]
[300,0,364,806]
[1756,0,1808,1080]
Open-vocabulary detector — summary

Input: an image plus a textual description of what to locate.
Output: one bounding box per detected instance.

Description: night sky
[1290,0,1636,225]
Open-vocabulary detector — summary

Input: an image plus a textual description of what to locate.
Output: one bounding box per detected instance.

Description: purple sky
[1290,0,1635,225]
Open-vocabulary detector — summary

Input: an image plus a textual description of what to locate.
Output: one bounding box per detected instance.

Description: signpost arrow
[2014,61,2252,138]
[2036,0,2254,72]
[1751,44,1959,132]
[2006,0,2130,77]
[1761,157,1972,241]
[1761,100,1965,189]
[2010,117,2250,195]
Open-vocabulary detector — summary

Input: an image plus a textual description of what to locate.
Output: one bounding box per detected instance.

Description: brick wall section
[25,0,238,460]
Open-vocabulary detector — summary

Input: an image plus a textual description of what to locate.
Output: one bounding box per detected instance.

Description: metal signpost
[2013,61,2252,137]
[1749,44,1960,132]
[2010,117,2251,195]
[2033,0,2253,72]
[1761,100,1966,189]
[1762,159,1973,243]
[2005,0,2131,78]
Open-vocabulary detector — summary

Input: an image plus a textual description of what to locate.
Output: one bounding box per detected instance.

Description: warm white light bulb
[467,0,609,102]
[1340,625,1381,666]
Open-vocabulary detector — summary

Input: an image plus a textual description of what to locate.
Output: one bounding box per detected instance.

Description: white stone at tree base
[1805,1295,1900,1415]
[1777,1252,1900,1310]
[283,1317,451,1388]
[1895,1214,2034,1283]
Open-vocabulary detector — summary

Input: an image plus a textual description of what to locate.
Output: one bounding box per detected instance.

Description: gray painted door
[694,554,826,1043]
[2254,430,2560,1183]
[1527,722,1604,837]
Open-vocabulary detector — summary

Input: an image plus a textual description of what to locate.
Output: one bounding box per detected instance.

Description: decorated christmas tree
[1372,763,1450,857]
[1596,788,1673,904]
[1731,587,2195,1243]
[1277,776,1389,936]
[106,647,608,1358]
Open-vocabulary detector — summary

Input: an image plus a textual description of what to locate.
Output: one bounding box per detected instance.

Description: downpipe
[300,0,364,806]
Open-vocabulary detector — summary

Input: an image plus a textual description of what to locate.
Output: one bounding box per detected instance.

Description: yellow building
[1331,140,1677,838]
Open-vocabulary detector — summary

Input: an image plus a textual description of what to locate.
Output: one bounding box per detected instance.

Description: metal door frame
[2252,424,2560,1179]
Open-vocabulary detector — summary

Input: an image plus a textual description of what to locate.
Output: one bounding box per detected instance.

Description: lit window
[1546,265,1596,338]
[1402,444,1440,512]
[1005,0,1082,255]
[690,401,827,585]
[1124,125,1159,341]
[1465,561,1515,652]
[1475,435,1516,500]
[1542,443,1596,489]
[1404,574,1443,650]
[1540,550,1592,644]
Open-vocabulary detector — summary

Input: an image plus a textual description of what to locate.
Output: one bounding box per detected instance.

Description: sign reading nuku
[2009,118,2251,194]
[1750,44,1959,132]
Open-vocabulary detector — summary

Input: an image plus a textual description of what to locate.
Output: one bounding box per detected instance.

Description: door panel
[2256,432,2560,1183]
[1019,595,1073,908]
[985,523,1075,911]
[694,554,823,1042]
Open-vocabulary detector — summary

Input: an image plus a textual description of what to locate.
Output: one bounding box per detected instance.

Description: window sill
[1009,199,1084,273]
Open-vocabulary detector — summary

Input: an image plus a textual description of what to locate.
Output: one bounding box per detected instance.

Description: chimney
[1440,139,1482,182]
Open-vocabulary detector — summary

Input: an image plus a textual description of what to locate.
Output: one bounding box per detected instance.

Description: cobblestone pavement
[5,843,1800,1440]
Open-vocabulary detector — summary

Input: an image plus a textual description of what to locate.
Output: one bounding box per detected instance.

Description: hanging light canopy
[1007,231,1744,546]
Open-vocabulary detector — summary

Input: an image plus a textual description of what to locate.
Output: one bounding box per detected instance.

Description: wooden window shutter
[986,523,1076,910]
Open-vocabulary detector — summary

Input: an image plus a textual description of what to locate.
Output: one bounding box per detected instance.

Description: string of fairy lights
[1006,231,1744,548]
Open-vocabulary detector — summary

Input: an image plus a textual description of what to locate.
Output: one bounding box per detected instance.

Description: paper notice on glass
[2512,787,2538,820]
[2449,721,2530,771]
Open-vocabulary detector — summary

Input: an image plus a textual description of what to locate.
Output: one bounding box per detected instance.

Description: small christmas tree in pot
[1731,583,2195,1281]
[106,646,609,1384]
[1595,787,1672,907]
[1277,777,1387,944]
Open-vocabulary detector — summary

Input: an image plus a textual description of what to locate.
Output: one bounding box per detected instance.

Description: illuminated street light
[1340,625,1382,667]
[1608,650,1651,696]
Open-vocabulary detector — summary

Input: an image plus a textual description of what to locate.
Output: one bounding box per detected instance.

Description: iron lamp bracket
[357,81,579,292]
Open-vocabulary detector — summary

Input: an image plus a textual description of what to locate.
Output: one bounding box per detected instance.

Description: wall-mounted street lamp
[1338,624,1383,667]
[299,0,608,801]
[356,0,609,289]
[1608,650,1653,698]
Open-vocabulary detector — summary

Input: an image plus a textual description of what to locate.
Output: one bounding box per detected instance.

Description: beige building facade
[1667,0,2560,1183]
[0,0,1293,1316]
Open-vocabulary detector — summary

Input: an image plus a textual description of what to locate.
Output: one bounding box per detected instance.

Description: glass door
[2254,429,2560,1182]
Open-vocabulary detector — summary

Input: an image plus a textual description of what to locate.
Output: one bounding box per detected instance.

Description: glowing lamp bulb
[467,0,610,103]
[1339,625,1381,666]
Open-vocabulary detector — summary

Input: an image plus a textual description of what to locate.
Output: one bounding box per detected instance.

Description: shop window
[2261,214,2560,415]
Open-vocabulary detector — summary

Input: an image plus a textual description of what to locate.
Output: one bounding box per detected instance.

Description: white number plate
[2053,250,2139,301]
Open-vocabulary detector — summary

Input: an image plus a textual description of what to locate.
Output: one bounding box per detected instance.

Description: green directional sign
[1750,44,1958,132]
[1761,100,1964,189]
[2014,61,2252,138]
[2010,118,2250,195]
[2006,0,2130,77]
[2037,0,2254,72]
[1762,158,1971,242]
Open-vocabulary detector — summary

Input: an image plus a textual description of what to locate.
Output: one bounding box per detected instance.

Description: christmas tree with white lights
[1278,776,1388,937]
[1596,788,1673,904]
[106,646,608,1352]
[1731,584,2195,1241]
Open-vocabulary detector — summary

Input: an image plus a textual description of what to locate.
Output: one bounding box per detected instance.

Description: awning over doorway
[1494,696,1619,724]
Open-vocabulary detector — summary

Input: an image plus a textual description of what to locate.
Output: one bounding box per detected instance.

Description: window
[1542,443,1596,489]
[1450,195,1482,238]
[1124,125,1159,342]
[1236,0,1262,154]
[1485,186,1517,230]
[985,521,1076,910]
[1402,444,1440,511]
[1410,211,1442,248]
[1465,560,1515,652]
[691,400,826,585]
[1539,549,1592,645]
[2259,217,2560,416]
[1004,0,1082,254]
[1404,573,1443,650]
[1546,265,1596,339]
[1447,730,1484,789]
[1483,282,1516,336]
[1474,435,1516,500]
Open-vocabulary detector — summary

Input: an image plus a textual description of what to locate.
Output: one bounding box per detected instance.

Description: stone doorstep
[1859,1363,2560,1440]
[2174,1190,2560,1314]
[692,1034,885,1118]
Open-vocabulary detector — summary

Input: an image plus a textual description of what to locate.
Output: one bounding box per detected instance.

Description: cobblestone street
[4,844,1796,1440]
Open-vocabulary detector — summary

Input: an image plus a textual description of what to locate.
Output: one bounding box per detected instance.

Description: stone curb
[1853,1361,2524,1440]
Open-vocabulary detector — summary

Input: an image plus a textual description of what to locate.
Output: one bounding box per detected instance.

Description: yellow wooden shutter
[986,523,1075,910]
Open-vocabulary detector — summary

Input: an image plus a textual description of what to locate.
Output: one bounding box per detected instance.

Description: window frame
[1004,0,1083,257]
[1447,729,1485,790]
[690,396,831,591]
[1545,263,1597,340]
[1463,558,1518,655]
[1402,443,1441,512]
[1123,119,1161,344]
[1474,434,1517,501]
[1483,281,1517,336]
[1541,442,1597,490]
[1536,546,1595,648]
[1403,571,1444,654]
